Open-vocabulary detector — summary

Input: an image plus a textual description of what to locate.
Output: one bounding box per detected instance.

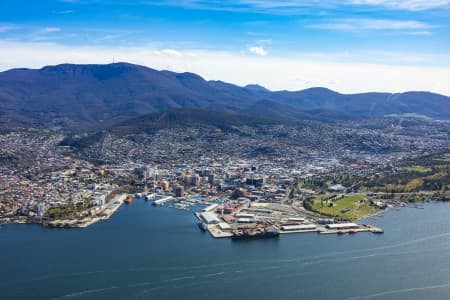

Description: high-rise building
[174,185,185,197]
[37,202,46,216]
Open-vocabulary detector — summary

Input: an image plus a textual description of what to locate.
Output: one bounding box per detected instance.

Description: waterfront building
[200,212,220,224]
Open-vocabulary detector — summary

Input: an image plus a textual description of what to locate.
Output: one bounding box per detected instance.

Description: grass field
[400,166,431,173]
[310,195,379,221]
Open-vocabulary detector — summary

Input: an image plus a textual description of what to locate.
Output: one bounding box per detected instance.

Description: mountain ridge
[1,62,449,130]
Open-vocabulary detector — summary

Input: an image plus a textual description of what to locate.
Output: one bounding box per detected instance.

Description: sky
[0,0,450,95]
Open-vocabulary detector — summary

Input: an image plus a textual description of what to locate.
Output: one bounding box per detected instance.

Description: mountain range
[0,62,449,130]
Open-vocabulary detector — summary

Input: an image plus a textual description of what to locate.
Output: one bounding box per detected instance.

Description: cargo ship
[231,225,279,240]
[124,195,133,204]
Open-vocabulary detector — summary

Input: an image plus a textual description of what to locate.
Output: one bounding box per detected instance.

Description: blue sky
[1,0,450,94]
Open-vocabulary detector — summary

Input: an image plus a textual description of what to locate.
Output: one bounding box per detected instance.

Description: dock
[318,224,383,234]
[194,212,232,238]
[153,196,173,205]
[280,229,319,234]
[206,224,233,238]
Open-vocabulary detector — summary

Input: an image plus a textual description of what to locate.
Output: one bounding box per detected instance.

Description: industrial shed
[200,212,220,224]
[281,224,316,231]
[326,223,359,229]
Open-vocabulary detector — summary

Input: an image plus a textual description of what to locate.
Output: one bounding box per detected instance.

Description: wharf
[100,194,126,220]
[319,225,383,235]
[194,212,383,238]
[207,224,233,238]
[153,196,173,205]
[280,229,319,234]
[194,212,232,238]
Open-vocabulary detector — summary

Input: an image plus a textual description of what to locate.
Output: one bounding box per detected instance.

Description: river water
[1,199,450,300]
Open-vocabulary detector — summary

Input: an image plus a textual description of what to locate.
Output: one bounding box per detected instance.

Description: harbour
[186,196,385,239]
[1,200,450,300]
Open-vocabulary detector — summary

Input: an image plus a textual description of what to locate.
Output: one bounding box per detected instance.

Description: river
[1,199,450,299]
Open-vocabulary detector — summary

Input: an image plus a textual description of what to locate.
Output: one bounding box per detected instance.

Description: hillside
[1,63,449,130]
[110,109,285,135]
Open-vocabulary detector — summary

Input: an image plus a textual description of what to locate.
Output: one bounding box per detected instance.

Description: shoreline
[194,205,384,239]
[0,196,438,233]
[0,193,127,229]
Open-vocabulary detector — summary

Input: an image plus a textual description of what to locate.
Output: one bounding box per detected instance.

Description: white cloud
[0,41,449,96]
[407,30,432,35]
[310,18,432,30]
[248,46,268,56]
[147,0,450,12]
[350,0,450,10]
[159,49,182,57]
[43,27,61,33]
[56,10,74,14]
[256,39,272,45]
[145,0,339,14]
[0,25,18,33]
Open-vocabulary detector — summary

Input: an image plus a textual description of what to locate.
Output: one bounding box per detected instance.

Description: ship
[231,225,279,240]
[124,195,133,204]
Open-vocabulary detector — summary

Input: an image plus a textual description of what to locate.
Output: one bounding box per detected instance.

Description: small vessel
[337,231,345,235]
[175,203,189,211]
[124,195,133,204]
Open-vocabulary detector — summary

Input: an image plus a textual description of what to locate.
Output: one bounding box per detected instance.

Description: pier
[194,210,383,239]
[153,196,174,205]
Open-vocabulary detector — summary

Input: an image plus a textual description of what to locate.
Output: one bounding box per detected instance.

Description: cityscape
[1,116,448,239]
[1,0,450,299]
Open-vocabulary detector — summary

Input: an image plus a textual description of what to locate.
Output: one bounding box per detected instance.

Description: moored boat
[124,195,133,204]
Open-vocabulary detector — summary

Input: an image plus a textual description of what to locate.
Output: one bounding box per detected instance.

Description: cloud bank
[0,41,449,96]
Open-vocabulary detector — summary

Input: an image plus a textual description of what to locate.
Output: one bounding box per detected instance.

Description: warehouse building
[200,212,221,224]
[237,218,255,223]
[281,224,316,231]
[203,204,219,212]
[326,223,359,229]
[218,222,231,231]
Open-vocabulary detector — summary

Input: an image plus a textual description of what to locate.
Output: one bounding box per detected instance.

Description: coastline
[0,193,127,229]
[46,193,127,228]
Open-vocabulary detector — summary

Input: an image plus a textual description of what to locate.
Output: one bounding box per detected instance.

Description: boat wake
[344,282,450,299]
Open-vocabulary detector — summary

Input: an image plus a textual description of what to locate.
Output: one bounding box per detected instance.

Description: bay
[1,200,450,300]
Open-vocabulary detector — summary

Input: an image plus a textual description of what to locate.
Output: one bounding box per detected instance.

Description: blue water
[2,200,450,300]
